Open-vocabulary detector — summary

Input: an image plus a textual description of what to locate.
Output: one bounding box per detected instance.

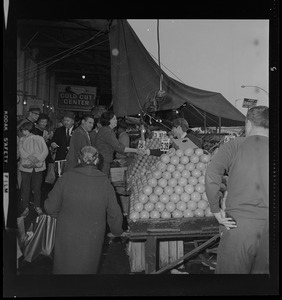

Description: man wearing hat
[50,111,76,165]
[17,105,41,137]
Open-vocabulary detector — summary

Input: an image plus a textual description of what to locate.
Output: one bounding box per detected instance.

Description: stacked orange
[129,147,215,221]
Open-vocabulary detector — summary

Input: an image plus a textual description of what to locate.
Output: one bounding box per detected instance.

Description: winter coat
[51,125,76,161]
[116,131,130,159]
[94,126,126,164]
[64,125,92,172]
[18,134,49,173]
[44,165,123,274]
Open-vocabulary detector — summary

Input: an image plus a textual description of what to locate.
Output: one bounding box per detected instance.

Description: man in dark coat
[44,146,124,274]
[64,114,94,172]
[50,111,76,162]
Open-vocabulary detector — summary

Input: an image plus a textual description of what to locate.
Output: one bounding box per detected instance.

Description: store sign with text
[242,98,258,109]
[57,85,97,111]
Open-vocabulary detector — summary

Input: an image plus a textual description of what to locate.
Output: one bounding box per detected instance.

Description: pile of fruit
[127,138,161,187]
[128,147,215,221]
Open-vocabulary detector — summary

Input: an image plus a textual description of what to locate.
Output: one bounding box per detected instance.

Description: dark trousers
[215,218,269,274]
[20,170,43,209]
[101,161,111,178]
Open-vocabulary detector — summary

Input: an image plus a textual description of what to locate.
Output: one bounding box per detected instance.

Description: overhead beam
[17,20,110,33]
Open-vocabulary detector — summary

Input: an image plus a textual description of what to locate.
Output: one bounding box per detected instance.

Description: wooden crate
[110,167,127,183]
[159,241,184,269]
[128,242,145,273]
[127,217,219,273]
[128,240,184,272]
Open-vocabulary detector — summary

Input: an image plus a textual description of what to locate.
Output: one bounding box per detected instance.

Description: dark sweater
[205,135,269,220]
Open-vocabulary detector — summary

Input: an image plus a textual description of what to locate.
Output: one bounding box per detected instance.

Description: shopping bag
[23,214,57,263]
[45,163,56,184]
[17,216,26,251]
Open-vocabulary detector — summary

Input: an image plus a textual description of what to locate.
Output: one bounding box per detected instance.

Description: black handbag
[23,214,57,263]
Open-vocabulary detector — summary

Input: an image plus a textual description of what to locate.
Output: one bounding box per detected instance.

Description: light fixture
[82,75,86,79]
[241,85,269,96]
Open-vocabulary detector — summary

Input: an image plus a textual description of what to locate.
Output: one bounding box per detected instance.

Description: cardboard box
[110,167,127,183]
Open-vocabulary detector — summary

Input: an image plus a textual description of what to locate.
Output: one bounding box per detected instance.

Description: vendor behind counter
[146,118,202,156]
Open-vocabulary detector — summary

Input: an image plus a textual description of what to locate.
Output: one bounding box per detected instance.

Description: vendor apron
[172,137,198,151]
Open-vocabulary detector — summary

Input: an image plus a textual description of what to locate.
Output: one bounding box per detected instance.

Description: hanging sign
[57,85,97,111]
[242,98,258,108]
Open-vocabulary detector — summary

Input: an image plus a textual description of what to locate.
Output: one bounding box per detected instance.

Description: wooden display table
[127,217,219,274]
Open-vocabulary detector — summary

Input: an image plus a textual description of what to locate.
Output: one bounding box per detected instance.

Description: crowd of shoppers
[17,105,269,275]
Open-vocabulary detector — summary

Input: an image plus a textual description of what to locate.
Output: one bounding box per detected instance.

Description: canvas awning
[109,20,245,127]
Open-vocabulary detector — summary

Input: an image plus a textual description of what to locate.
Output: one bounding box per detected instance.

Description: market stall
[116,133,228,274]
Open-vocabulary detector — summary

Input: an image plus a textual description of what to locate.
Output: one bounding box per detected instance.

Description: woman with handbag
[44,146,124,274]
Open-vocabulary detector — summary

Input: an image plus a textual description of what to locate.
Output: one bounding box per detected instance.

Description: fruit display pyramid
[127,138,161,188]
[128,146,216,221]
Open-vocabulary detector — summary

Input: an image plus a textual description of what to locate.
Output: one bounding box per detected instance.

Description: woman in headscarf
[44,146,124,274]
